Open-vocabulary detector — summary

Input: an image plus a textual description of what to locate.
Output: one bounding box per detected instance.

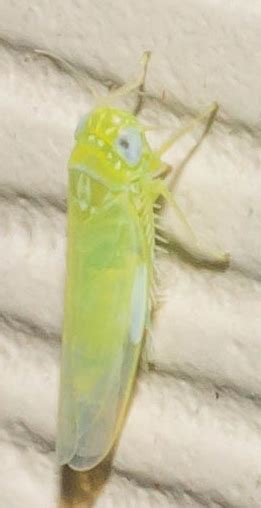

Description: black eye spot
[115,127,142,166]
[119,138,129,149]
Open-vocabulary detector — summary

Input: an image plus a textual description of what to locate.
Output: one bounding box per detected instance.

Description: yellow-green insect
[56,53,228,471]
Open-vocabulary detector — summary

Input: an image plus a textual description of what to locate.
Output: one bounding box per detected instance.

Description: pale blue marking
[76,173,91,211]
[74,114,89,139]
[129,264,148,344]
[115,127,142,166]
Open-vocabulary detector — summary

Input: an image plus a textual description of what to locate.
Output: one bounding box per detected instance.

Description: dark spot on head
[119,138,129,149]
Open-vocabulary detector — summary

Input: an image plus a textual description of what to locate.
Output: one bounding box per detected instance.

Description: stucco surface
[0,1,261,507]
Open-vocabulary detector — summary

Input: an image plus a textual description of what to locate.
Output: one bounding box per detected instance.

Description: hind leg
[151,179,230,267]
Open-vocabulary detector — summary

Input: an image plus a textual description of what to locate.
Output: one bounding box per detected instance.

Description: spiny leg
[148,100,229,266]
[152,179,229,267]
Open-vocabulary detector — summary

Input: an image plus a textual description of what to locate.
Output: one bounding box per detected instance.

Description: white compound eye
[115,128,142,166]
[74,114,89,139]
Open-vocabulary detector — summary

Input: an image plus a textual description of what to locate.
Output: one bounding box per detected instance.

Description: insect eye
[74,114,89,139]
[115,128,142,166]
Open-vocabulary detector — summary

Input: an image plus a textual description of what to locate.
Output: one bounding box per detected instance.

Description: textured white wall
[0,1,261,507]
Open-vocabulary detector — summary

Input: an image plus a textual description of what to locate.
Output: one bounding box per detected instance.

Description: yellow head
[68,107,161,190]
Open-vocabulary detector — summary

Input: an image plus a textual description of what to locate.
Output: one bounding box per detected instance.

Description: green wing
[57,176,149,471]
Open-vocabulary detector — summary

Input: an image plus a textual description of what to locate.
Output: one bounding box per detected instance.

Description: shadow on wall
[59,453,113,508]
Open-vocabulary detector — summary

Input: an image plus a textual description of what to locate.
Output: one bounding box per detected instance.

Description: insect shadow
[59,456,112,508]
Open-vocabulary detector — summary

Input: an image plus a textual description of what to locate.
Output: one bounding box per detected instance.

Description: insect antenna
[35,49,151,113]
[34,49,99,100]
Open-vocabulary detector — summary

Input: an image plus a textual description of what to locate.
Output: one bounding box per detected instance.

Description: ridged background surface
[0,2,261,507]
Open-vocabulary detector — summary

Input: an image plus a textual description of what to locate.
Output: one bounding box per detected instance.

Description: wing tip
[59,450,109,472]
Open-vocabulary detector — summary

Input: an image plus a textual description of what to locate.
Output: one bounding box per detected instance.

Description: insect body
[56,55,228,472]
[57,106,164,471]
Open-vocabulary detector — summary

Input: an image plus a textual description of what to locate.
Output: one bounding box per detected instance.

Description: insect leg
[156,102,218,157]
[105,51,151,107]
[152,180,230,267]
[151,103,219,190]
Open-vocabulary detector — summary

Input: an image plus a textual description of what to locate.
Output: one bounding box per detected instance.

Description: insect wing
[57,175,149,471]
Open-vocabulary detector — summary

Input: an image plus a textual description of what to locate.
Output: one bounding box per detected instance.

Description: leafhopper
[53,52,228,471]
